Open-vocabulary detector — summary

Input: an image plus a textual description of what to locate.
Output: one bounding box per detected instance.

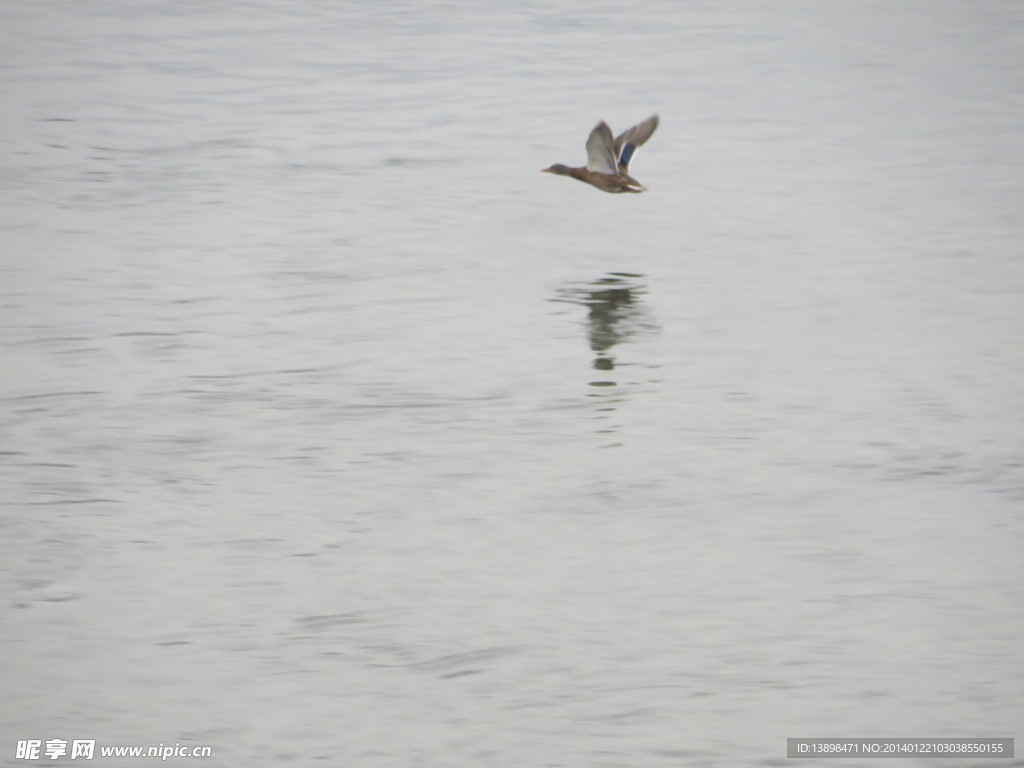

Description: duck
[542,114,659,194]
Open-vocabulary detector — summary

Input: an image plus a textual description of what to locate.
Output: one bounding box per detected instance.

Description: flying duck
[542,114,659,193]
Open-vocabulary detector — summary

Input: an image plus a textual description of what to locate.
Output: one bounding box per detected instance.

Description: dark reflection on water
[553,271,660,383]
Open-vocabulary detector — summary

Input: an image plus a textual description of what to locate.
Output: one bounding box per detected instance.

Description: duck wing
[613,114,659,173]
[585,121,620,175]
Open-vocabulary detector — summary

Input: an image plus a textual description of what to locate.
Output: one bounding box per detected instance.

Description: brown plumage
[542,114,659,194]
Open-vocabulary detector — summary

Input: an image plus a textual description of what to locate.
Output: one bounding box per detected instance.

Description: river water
[2,2,1022,767]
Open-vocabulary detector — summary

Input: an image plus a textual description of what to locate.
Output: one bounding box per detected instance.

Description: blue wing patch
[618,143,637,168]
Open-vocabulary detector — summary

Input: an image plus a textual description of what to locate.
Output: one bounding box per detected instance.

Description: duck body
[542,114,659,194]
[542,164,648,194]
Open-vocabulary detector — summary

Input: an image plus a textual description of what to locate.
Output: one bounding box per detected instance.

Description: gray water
[2,2,1023,766]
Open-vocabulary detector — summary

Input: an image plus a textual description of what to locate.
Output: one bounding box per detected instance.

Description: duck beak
[540,168,551,173]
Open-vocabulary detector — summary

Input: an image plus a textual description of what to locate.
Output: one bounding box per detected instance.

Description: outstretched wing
[585,122,620,175]
[613,114,659,173]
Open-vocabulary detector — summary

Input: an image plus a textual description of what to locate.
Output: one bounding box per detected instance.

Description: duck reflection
[553,272,659,383]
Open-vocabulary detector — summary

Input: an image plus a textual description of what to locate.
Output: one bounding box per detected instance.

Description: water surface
[2,2,1023,766]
